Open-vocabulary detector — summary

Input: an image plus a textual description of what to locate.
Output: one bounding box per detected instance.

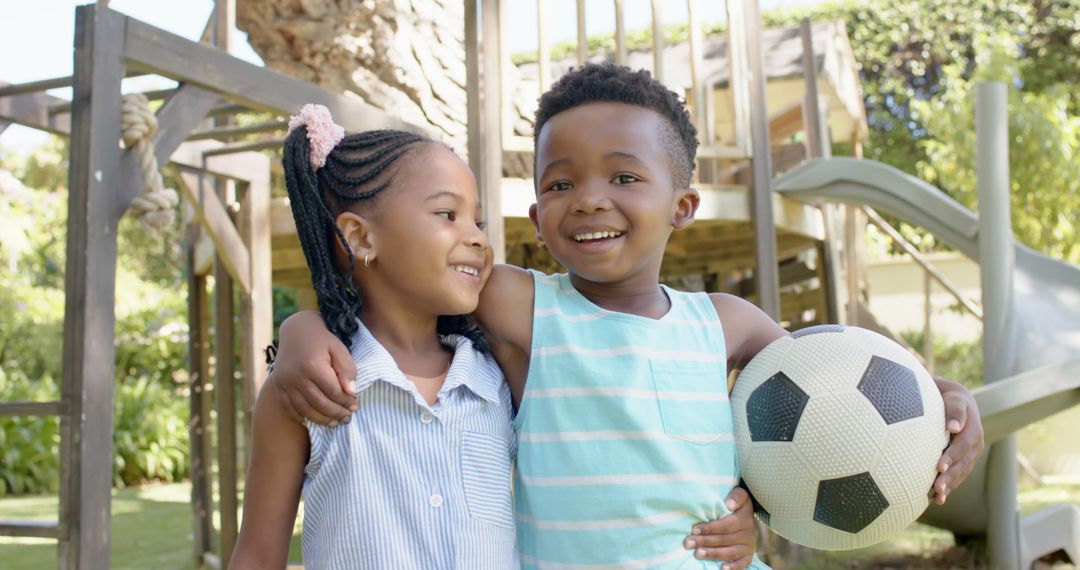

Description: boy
[272,64,983,568]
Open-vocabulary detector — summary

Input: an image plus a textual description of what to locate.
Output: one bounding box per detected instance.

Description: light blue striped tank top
[302,319,518,569]
[514,271,768,569]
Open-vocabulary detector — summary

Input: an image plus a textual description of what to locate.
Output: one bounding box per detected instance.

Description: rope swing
[121,93,179,232]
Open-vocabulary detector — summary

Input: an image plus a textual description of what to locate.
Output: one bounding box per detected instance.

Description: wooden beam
[0,521,63,539]
[176,169,252,293]
[768,103,803,143]
[0,401,69,416]
[186,223,215,566]
[741,0,780,319]
[214,235,239,565]
[60,6,127,568]
[0,86,72,136]
[466,0,505,264]
[122,16,423,135]
[187,120,289,140]
[240,170,273,420]
[120,83,222,207]
[800,20,828,158]
[0,75,77,97]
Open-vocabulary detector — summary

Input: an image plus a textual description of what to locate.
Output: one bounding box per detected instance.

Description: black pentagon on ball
[746,372,809,442]
[857,355,924,425]
[813,472,890,533]
[790,324,846,338]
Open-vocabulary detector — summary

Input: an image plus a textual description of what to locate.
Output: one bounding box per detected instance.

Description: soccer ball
[730,325,948,550]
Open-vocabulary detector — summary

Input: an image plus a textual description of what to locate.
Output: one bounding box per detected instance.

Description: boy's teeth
[574,231,622,242]
[453,265,478,276]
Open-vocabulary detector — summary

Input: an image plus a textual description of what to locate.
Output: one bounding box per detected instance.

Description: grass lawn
[1,481,1077,569]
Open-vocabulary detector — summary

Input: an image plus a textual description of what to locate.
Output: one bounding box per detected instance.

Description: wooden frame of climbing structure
[0,3,427,568]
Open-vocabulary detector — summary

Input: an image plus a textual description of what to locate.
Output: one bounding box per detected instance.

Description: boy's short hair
[533,63,699,188]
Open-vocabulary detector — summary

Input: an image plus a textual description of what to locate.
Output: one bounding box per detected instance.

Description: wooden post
[650,1,664,82]
[465,0,504,264]
[240,166,273,426]
[215,180,239,564]
[742,0,780,320]
[59,5,126,568]
[186,223,215,565]
[576,0,587,65]
[800,19,841,323]
[613,0,626,65]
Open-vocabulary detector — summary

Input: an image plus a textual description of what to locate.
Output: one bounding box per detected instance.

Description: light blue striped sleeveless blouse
[515,271,769,569]
[302,319,519,569]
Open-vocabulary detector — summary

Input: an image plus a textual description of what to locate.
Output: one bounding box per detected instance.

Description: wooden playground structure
[9,1,1071,569]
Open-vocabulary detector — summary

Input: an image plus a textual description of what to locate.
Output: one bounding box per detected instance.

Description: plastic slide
[773,157,1080,565]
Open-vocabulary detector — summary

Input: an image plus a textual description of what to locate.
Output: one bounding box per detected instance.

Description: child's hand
[932,376,985,505]
[684,487,757,569]
[270,311,357,426]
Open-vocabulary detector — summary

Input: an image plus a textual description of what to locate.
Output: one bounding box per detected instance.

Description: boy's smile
[530,102,698,293]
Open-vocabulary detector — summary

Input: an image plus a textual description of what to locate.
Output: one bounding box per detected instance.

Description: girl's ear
[528,203,543,242]
[672,187,700,230]
[336,211,377,263]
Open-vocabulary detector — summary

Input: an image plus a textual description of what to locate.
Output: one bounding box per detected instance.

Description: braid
[282,127,489,351]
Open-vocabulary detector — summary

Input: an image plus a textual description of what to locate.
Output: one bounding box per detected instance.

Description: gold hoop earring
[364,255,370,268]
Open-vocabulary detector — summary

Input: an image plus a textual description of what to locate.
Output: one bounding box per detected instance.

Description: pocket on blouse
[650,361,731,445]
[460,430,514,529]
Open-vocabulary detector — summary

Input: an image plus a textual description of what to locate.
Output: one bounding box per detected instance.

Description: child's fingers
[328,342,358,399]
[286,390,339,427]
[942,394,968,434]
[688,542,753,567]
[299,380,353,423]
[690,516,741,537]
[684,529,754,549]
[724,486,750,512]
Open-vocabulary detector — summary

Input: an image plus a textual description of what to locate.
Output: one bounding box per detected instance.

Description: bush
[0,369,60,496]
[0,369,190,496]
[113,376,190,488]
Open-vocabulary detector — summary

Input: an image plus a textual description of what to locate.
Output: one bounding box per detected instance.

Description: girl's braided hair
[282,124,487,350]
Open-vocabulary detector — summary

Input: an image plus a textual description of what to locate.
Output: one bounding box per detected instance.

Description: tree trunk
[237,0,533,177]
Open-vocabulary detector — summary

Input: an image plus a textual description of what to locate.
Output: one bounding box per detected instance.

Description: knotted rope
[121,93,179,233]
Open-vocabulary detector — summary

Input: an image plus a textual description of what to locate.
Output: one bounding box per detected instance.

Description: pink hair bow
[288,104,345,170]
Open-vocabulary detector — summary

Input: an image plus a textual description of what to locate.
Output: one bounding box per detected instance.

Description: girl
[229,105,517,569]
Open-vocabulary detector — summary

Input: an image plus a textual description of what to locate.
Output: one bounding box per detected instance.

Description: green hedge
[0,369,190,497]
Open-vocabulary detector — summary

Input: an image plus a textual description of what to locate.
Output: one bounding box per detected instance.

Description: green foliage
[0,369,60,496]
[913,35,1080,262]
[0,139,192,495]
[900,331,984,389]
[112,376,190,489]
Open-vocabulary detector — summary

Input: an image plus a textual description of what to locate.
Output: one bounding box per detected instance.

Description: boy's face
[530,102,698,286]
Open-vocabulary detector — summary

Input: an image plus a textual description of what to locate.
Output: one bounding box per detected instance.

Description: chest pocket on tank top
[650,361,732,445]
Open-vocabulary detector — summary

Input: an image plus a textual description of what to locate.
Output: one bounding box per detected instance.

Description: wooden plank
[119,83,222,207]
[0,521,63,539]
[768,103,803,143]
[187,120,289,140]
[240,171,273,424]
[122,16,424,135]
[650,0,664,81]
[0,86,72,136]
[60,5,127,568]
[0,401,68,417]
[177,168,252,292]
[741,0,780,320]
[800,20,829,158]
[0,76,76,97]
[576,0,587,65]
[614,0,626,65]
[537,0,551,93]
[214,183,240,565]
[466,0,505,263]
[186,223,215,566]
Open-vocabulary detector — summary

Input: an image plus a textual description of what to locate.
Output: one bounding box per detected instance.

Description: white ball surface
[731,325,948,550]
